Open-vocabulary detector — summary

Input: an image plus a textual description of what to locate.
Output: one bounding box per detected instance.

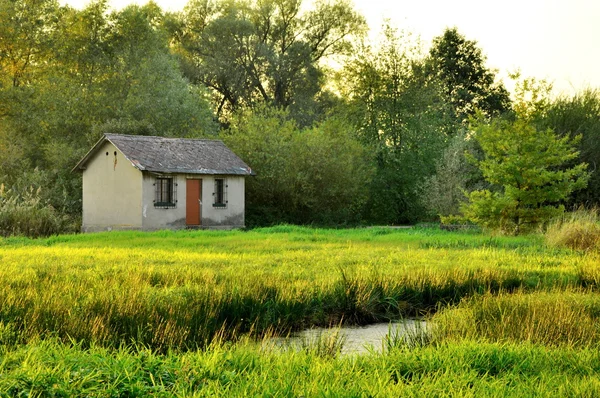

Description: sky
[60,0,600,97]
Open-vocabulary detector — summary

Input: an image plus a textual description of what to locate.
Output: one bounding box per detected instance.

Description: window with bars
[213,178,227,208]
[154,176,177,208]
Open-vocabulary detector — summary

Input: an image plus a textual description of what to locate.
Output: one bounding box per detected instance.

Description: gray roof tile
[74,134,253,175]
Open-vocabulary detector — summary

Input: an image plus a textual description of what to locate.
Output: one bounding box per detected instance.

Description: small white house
[73,134,253,232]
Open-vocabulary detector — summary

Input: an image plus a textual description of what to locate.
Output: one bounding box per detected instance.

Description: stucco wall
[81,142,143,232]
[201,175,245,229]
[140,174,245,230]
[141,174,187,229]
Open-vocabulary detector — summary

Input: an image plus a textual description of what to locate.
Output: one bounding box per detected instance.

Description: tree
[420,132,479,217]
[0,0,60,88]
[175,0,366,124]
[428,27,510,125]
[463,117,589,234]
[340,26,451,223]
[542,89,600,207]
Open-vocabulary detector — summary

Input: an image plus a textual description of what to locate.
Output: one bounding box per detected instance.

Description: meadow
[1,226,600,396]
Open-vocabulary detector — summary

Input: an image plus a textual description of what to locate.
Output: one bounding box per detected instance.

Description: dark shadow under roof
[74,134,253,175]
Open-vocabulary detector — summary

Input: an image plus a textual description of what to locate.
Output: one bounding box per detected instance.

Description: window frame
[154,176,177,208]
[213,178,227,208]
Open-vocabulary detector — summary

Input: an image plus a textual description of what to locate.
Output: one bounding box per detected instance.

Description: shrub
[223,107,373,226]
[545,209,600,251]
[0,184,75,238]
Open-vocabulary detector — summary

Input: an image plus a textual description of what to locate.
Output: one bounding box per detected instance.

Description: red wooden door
[186,179,202,226]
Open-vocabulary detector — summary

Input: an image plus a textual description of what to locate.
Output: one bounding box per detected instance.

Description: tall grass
[433,290,600,347]
[0,184,75,238]
[546,208,600,251]
[0,227,598,350]
[4,227,600,395]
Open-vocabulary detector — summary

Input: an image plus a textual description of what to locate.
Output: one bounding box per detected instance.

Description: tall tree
[428,27,510,125]
[341,27,451,223]
[175,0,366,124]
[0,0,60,88]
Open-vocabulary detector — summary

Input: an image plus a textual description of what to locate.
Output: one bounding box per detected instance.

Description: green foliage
[224,106,373,226]
[341,27,451,224]
[542,89,600,207]
[509,72,554,122]
[0,0,60,88]
[177,0,366,125]
[545,209,600,251]
[428,27,511,124]
[464,117,590,234]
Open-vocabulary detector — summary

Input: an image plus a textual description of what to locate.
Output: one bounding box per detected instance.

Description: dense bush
[224,107,373,226]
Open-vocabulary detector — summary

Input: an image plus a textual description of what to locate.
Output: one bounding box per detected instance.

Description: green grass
[0,227,598,350]
[433,290,600,347]
[2,226,600,395]
[2,338,600,397]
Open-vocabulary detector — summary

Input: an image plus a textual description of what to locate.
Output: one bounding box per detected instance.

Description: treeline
[1,0,599,233]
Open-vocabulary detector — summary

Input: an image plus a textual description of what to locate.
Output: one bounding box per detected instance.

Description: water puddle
[268,319,428,355]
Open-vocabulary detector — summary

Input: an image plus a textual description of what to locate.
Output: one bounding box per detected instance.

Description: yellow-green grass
[0,226,598,350]
[2,338,600,397]
[546,208,600,251]
[432,290,600,347]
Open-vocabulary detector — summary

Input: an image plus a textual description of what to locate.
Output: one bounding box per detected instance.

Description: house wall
[201,175,245,229]
[141,174,245,230]
[141,173,186,229]
[81,142,143,232]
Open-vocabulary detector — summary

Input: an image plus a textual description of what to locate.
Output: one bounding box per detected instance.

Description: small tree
[463,117,589,234]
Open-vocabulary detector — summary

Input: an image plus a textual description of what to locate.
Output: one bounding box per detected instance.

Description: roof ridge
[104,133,224,143]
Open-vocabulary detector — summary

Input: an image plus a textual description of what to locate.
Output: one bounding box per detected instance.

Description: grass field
[1,226,600,396]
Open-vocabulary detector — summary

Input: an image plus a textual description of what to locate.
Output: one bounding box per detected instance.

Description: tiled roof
[74,134,253,175]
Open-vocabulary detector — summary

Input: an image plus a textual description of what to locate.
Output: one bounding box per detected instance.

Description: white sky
[60,0,600,97]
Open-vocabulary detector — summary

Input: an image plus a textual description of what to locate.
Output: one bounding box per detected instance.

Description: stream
[268,319,428,355]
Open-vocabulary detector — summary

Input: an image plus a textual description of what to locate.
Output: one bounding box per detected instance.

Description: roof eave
[144,167,254,176]
[71,134,144,173]
[71,135,109,173]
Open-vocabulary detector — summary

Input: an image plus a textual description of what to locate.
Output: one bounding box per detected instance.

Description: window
[213,178,227,208]
[154,176,177,208]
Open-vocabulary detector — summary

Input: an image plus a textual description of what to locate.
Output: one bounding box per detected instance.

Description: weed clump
[0,184,75,238]
[545,209,600,251]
